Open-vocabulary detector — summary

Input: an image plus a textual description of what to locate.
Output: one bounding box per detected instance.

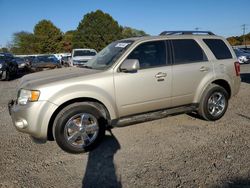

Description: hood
[19,67,101,89]
[72,56,94,61]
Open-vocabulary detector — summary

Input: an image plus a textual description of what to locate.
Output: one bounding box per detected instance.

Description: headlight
[17,89,40,105]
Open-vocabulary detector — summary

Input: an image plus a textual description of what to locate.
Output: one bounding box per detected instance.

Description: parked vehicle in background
[30,55,61,72]
[24,56,36,65]
[9,31,241,153]
[71,48,97,67]
[234,48,250,64]
[15,57,31,71]
[61,55,71,67]
[54,53,71,64]
[0,53,18,80]
[239,48,250,54]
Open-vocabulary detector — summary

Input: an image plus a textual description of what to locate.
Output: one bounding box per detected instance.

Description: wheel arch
[47,97,111,141]
[194,77,232,104]
[211,79,231,99]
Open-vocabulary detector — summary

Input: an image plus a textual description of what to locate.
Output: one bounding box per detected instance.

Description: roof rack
[159,31,215,36]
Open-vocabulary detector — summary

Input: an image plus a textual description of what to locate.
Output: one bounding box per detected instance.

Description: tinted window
[36,55,58,63]
[127,41,166,69]
[73,50,96,57]
[172,39,207,64]
[203,39,232,59]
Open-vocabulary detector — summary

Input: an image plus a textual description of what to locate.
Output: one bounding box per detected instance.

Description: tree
[0,47,9,53]
[72,10,122,51]
[122,27,148,38]
[34,20,63,53]
[227,37,241,46]
[10,31,38,54]
[227,33,250,46]
[60,30,75,52]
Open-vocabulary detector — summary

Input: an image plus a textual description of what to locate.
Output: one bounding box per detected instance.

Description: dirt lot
[0,65,250,188]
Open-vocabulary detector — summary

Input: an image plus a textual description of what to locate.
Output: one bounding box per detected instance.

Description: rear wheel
[54,102,106,154]
[198,84,229,121]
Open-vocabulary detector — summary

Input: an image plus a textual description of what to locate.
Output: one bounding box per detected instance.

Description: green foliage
[8,10,148,54]
[72,10,123,51]
[60,30,75,53]
[34,20,63,53]
[227,32,250,46]
[0,47,9,53]
[122,27,148,38]
[10,31,38,55]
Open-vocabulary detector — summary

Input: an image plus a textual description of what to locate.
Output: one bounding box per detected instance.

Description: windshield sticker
[115,43,130,48]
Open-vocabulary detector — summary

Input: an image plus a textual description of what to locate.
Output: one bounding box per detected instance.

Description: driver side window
[127,41,167,69]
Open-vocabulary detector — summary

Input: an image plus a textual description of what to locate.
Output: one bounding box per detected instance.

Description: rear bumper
[232,76,241,97]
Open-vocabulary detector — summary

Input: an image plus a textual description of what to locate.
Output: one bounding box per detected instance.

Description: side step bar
[112,105,198,128]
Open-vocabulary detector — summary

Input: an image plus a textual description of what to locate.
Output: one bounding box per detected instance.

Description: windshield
[234,49,249,56]
[15,57,25,64]
[73,50,96,57]
[86,40,134,70]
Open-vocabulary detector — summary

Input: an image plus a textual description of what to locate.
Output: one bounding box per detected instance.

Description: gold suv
[9,31,241,153]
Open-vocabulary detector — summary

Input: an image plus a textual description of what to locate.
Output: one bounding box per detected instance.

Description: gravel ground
[0,65,250,188]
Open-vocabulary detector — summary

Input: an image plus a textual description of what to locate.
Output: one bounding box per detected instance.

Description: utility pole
[241,24,247,48]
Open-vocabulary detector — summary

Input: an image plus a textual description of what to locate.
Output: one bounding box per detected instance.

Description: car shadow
[219,177,250,187]
[241,73,250,84]
[82,132,122,188]
[237,113,250,121]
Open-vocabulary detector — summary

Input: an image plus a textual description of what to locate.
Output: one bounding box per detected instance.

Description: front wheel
[3,70,10,81]
[54,102,106,154]
[198,84,229,121]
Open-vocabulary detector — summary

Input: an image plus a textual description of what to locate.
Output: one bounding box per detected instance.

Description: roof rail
[159,31,215,36]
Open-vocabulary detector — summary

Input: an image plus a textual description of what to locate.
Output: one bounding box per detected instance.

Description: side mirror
[120,59,140,73]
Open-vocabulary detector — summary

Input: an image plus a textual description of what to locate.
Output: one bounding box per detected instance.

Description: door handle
[200,66,209,72]
[155,72,167,78]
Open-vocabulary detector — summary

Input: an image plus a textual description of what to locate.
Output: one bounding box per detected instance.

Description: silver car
[9,31,241,153]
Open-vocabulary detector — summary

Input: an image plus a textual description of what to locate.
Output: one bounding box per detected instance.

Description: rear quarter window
[172,39,208,64]
[203,39,232,60]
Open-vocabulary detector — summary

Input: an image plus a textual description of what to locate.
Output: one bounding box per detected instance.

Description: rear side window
[172,39,207,64]
[203,39,232,60]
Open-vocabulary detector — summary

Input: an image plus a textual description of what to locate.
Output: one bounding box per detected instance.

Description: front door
[114,40,172,117]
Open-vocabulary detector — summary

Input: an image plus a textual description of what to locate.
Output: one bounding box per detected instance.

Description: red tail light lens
[234,61,240,76]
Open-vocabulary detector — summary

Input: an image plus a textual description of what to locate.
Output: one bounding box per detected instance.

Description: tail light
[234,61,240,76]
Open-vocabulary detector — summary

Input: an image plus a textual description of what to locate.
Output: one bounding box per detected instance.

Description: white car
[71,49,97,67]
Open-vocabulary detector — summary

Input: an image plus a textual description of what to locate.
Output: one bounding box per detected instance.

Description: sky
[0,0,249,47]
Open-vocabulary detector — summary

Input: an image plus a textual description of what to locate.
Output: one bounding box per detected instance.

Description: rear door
[171,39,213,106]
[114,40,172,117]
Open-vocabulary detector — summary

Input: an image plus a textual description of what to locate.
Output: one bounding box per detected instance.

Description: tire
[5,71,10,81]
[198,84,229,121]
[54,102,106,154]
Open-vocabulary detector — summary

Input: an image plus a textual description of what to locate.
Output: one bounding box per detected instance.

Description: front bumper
[73,60,88,67]
[8,99,58,141]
